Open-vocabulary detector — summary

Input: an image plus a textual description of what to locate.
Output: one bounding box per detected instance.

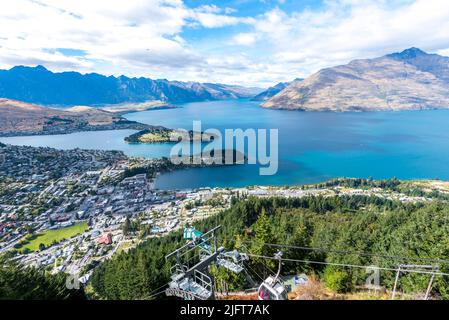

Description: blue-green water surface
[2,99,449,189]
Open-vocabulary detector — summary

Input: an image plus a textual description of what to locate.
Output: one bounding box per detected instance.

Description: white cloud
[0,0,194,74]
[189,6,255,28]
[231,33,258,46]
[0,0,251,78]
[1,0,449,87]
[250,0,449,81]
[224,7,237,15]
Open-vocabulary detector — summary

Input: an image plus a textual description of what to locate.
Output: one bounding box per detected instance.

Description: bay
[2,99,449,190]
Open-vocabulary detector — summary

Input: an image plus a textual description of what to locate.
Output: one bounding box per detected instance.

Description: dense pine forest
[91,194,449,300]
[0,257,86,299]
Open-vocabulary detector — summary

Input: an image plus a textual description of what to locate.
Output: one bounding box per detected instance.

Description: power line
[227,239,449,265]
[147,288,169,300]
[147,281,170,299]
[245,253,449,277]
[243,261,264,282]
[240,242,277,277]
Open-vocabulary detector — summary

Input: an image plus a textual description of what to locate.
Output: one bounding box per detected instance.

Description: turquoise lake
[2,99,449,190]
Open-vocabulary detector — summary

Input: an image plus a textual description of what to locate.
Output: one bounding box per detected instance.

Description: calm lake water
[2,99,449,190]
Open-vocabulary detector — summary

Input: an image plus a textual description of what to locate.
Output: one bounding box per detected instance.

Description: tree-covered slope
[91,194,449,299]
[0,258,86,300]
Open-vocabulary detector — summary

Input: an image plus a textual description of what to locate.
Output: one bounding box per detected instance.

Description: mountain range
[2,48,449,112]
[0,66,262,106]
[263,48,449,111]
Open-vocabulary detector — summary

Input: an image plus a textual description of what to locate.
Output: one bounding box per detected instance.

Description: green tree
[250,208,277,273]
[323,267,351,293]
[0,258,86,300]
[91,195,449,299]
[210,265,246,292]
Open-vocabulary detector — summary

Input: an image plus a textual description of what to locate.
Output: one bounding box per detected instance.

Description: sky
[1,0,449,87]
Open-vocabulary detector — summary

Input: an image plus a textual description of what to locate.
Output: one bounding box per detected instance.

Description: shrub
[323,267,351,293]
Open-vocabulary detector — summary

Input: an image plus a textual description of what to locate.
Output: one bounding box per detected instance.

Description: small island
[124,128,217,144]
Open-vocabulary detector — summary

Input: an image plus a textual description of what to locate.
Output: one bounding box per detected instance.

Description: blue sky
[180,1,322,53]
[1,0,449,87]
[183,0,323,16]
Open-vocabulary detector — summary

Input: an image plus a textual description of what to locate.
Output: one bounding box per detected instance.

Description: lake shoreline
[3,100,449,190]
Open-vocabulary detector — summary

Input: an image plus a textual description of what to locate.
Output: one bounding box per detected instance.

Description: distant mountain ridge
[263,48,449,111]
[251,79,303,101]
[0,66,262,106]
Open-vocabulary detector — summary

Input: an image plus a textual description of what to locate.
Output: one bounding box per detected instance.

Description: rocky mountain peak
[387,47,428,60]
[262,48,449,112]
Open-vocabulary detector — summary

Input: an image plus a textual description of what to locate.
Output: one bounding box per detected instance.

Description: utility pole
[391,264,439,300]
[425,272,436,300]
[391,266,401,300]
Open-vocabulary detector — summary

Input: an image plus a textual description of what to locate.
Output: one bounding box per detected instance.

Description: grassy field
[114,240,140,256]
[20,222,88,252]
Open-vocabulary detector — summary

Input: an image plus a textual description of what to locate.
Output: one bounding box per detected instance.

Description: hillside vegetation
[0,257,86,300]
[91,192,449,300]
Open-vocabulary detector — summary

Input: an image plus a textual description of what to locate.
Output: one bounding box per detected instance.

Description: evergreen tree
[91,195,449,299]
[250,208,277,273]
[0,259,86,300]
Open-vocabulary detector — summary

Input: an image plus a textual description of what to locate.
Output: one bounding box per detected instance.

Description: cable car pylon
[164,225,288,300]
[165,225,221,300]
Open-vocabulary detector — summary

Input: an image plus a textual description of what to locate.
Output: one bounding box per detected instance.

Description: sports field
[20,222,88,252]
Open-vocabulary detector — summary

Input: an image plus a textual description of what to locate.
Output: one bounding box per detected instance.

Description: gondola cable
[245,253,449,277]
[225,238,449,265]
